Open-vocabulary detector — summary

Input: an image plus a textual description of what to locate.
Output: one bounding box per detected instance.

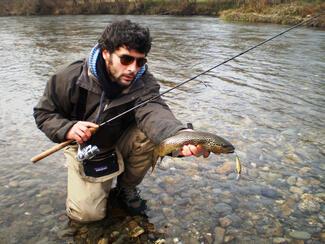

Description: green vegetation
[220,0,325,27]
[0,0,323,28]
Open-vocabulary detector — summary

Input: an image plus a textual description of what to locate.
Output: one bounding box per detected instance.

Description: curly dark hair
[98,20,152,55]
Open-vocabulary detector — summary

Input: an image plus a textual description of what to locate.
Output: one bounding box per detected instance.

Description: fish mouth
[223,144,235,153]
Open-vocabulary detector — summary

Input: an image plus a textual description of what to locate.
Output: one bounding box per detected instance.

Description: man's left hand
[179,144,210,158]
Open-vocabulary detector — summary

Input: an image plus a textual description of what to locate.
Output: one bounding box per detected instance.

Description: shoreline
[0,1,324,28]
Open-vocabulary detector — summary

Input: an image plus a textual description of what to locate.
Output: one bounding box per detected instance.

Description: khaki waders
[63,126,155,222]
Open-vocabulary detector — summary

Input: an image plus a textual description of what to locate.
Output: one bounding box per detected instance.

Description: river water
[0,15,324,243]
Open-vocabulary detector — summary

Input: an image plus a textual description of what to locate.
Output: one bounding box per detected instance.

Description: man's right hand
[66,121,99,144]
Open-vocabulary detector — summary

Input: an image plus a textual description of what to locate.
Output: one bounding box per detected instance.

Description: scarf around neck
[88,44,146,99]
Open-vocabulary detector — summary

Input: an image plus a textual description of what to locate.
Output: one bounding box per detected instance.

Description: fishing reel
[76,144,100,161]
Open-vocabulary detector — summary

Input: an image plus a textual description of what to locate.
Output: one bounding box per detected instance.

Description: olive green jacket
[33,59,185,149]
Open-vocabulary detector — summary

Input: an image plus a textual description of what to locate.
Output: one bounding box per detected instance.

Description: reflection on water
[0,15,324,243]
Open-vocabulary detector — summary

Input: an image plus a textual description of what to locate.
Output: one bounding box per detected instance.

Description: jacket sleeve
[33,64,81,143]
[134,72,186,144]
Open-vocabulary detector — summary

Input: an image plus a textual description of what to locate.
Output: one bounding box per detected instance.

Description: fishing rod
[31,13,323,163]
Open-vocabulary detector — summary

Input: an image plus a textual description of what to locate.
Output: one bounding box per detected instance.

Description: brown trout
[153,131,235,170]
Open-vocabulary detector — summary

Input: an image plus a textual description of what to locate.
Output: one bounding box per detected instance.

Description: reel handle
[31,126,98,163]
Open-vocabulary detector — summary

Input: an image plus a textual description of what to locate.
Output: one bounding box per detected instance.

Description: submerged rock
[219,216,232,228]
[261,188,282,199]
[215,161,233,175]
[272,237,287,243]
[214,203,233,216]
[288,230,311,240]
[286,176,297,185]
[213,227,225,244]
[298,194,321,213]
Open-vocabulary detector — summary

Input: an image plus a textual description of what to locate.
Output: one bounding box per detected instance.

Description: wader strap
[76,87,88,120]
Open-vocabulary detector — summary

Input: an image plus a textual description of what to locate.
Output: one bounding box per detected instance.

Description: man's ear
[102,49,110,61]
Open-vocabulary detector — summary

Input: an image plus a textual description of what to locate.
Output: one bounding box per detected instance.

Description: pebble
[286,176,297,185]
[261,188,281,199]
[214,203,233,216]
[284,153,301,163]
[298,194,321,213]
[219,217,232,227]
[213,227,225,244]
[161,194,174,205]
[295,177,308,187]
[315,192,325,201]
[173,237,179,243]
[215,161,233,175]
[281,198,295,217]
[97,237,108,244]
[203,233,213,244]
[8,181,19,188]
[289,186,304,195]
[39,204,54,215]
[259,172,282,183]
[319,163,325,170]
[288,230,311,240]
[319,214,325,223]
[272,237,287,243]
[298,167,311,175]
[320,232,325,242]
[223,235,235,243]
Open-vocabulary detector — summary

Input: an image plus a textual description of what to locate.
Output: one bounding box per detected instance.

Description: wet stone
[8,181,19,188]
[39,204,54,215]
[213,227,225,244]
[203,233,213,244]
[298,167,311,175]
[288,230,311,240]
[281,198,295,217]
[315,192,325,201]
[298,194,321,213]
[259,172,282,183]
[215,161,233,175]
[320,232,325,242]
[161,194,174,205]
[223,235,235,243]
[219,216,232,227]
[214,203,233,216]
[319,163,325,170]
[287,176,297,185]
[289,186,304,195]
[284,153,301,163]
[272,237,287,244]
[296,177,308,187]
[261,188,282,199]
[226,214,242,228]
[97,237,108,244]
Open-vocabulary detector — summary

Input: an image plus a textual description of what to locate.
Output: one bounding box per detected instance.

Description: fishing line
[99,13,322,127]
[30,13,323,163]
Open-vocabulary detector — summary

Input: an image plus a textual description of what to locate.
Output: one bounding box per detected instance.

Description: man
[34,20,209,223]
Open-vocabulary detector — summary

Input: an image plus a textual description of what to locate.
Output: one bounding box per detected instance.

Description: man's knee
[66,200,106,223]
[118,126,155,158]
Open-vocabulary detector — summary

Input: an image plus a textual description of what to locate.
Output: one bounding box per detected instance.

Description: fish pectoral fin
[151,156,164,173]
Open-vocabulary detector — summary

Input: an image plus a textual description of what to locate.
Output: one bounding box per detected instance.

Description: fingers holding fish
[179,144,210,158]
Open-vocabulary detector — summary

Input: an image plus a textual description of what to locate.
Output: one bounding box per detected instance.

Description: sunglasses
[114,53,147,67]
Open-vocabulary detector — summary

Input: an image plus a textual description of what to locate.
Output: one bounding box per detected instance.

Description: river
[0,15,324,243]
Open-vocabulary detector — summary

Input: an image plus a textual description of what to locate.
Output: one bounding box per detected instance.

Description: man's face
[102,46,146,87]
